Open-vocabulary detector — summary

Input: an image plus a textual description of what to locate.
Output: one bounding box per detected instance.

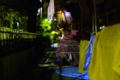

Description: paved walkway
[37,50,77,80]
[21,49,77,80]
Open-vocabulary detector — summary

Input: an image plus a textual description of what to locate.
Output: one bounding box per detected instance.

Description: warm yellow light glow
[61,13,65,18]
[57,10,62,14]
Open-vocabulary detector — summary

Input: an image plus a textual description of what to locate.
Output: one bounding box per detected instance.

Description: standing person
[55,23,80,66]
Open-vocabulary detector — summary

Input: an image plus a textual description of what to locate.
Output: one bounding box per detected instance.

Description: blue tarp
[55,33,96,80]
[55,66,90,80]
[84,33,96,70]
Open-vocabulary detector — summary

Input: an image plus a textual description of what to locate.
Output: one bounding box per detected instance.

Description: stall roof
[54,0,120,20]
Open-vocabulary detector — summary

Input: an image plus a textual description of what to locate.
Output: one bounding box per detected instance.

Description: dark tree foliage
[27,0,43,33]
[0,0,43,33]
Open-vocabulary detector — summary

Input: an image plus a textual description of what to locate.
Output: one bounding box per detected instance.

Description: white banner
[47,0,55,20]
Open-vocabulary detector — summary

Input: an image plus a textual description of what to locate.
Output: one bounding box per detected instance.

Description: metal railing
[0,27,42,57]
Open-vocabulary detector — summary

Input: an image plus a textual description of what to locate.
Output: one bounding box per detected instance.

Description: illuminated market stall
[39,0,120,80]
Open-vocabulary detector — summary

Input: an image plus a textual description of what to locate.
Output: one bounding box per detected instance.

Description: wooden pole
[10,9,13,29]
[80,15,83,39]
[106,12,108,24]
[93,0,97,33]
[77,0,84,39]
[92,13,95,32]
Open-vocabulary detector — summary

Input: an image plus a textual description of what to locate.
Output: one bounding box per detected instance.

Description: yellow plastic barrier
[88,23,120,80]
[78,40,89,73]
